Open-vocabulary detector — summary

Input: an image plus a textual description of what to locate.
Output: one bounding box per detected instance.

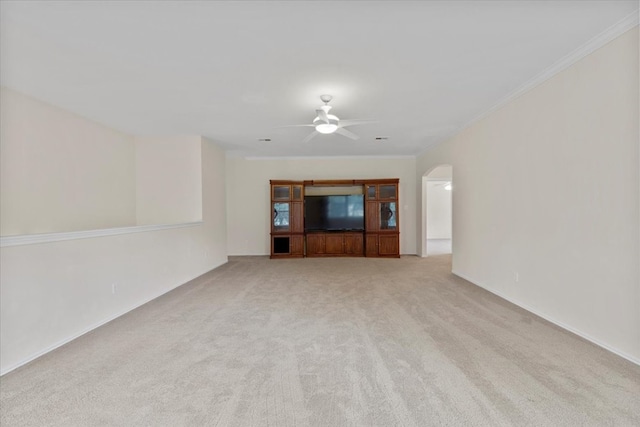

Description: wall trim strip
[0,221,204,248]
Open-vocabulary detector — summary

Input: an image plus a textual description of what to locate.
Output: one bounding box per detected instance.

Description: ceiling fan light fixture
[313,113,339,134]
[286,95,367,142]
[316,123,338,134]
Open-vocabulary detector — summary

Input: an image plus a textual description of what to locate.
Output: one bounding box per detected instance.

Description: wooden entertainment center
[270,179,400,258]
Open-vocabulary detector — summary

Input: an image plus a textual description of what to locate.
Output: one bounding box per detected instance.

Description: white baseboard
[0,260,227,376]
[452,270,640,367]
[228,253,269,256]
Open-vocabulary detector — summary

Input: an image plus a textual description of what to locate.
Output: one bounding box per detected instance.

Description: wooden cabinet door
[378,234,399,256]
[290,235,304,256]
[344,233,363,255]
[325,234,344,254]
[365,234,378,256]
[291,202,304,233]
[306,234,325,255]
[366,201,378,232]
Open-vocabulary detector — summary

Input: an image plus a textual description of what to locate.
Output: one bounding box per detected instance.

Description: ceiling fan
[287,95,374,143]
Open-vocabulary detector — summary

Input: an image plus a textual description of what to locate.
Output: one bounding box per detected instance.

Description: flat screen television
[305,195,365,232]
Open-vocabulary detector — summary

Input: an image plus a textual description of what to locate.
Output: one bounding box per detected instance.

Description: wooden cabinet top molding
[355,178,399,185]
[276,178,400,187]
[303,179,357,186]
[270,180,304,185]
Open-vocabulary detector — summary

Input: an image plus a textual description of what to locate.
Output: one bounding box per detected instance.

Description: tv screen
[305,195,364,231]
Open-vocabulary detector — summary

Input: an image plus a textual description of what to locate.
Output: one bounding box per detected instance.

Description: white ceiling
[1,1,637,158]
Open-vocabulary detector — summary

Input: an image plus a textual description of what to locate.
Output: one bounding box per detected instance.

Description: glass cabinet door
[379,202,397,230]
[273,185,291,200]
[292,185,303,201]
[273,202,290,231]
[366,184,377,200]
[379,184,397,199]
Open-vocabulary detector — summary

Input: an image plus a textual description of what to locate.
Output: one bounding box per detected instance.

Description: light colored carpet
[1,255,639,426]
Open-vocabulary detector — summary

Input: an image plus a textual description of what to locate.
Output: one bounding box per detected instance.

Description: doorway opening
[421,165,452,257]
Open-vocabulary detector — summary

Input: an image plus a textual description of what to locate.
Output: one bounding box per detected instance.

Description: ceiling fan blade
[316,109,329,124]
[275,124,315,128]
[302,130,319,143]
[336,127,359,140]
[339,119,377,127]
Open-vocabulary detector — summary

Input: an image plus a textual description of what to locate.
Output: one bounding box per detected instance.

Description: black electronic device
[304,195,364,232]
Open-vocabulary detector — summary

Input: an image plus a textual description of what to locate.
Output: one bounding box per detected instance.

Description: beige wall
[416,28,639,362]
[226,156,417,255]
[0,87,137,235]
[135,136,203,225]
[0,86,227,374]
[200,137,229,263]
[0,136,228,374]
[0,88,204,236]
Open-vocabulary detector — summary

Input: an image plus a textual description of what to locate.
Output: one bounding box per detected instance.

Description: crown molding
[0,221,203,248]
[418,10,639,158]
[469,10,639,127]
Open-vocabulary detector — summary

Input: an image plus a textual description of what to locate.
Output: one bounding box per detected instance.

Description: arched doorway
[421,165,452,257]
